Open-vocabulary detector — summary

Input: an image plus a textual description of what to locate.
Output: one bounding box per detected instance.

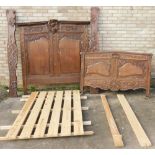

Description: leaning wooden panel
[6,92,38,139]
[19,92,47,139]
[117,94,151,147]
[101,95,124,147]
[61,90,72,136]
[73,90,84,135]
[47,91,63,136]
[33,91,55,138]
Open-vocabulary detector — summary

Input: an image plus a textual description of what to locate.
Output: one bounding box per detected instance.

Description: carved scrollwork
[25,33,49,42]
[85,79,145,91]
[90,7,100,51]
[6,9,16,26]
[6,9,18,97]
[24,25,48,34]
[60,24,85,32]
[118,59,147,76]
[47,19,59,34]
[81,28,89,53]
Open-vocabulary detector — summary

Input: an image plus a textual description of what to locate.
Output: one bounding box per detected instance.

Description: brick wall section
[0,6,155,86]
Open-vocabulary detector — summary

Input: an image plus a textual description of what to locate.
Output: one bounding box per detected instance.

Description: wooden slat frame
[1,90,93,141]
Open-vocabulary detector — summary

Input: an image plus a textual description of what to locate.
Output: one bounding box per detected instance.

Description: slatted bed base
[0,90,93,141]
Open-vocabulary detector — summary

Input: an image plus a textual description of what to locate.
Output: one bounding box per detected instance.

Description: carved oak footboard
[80,51,152,96]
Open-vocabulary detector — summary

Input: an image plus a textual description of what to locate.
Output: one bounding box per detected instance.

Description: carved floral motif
[6,9,18,97]
[47,19,59,34]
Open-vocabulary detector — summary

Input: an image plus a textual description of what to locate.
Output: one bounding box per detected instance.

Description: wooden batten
[117,94,151,147]
[101,95,124,147]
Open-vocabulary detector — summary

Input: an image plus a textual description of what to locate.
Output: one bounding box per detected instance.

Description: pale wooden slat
[117,94,151,147]
[20,98,28,102]
[11,107,89,114]
[33,91,55,138]
[0,121,92,131]
[47,91,63,136]
[19,91,47,139]
[6,92,38,139]
[73,90,84,135]
[22,95,30,98]
[61,90,72,136]
[0,131,94,141]
[101,95,124,147]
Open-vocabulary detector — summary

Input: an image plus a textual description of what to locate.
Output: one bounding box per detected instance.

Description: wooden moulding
[90,7,100,51]
[117,94,151,147]
[16,20,90,27]
[101,95,124,147]
[6,9,18,97]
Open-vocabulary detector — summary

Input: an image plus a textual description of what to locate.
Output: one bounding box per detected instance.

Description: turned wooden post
[6,9,18,97]
[90,7,100,51]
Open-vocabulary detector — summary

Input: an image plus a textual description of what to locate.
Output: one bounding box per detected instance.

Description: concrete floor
[0,89,155,149]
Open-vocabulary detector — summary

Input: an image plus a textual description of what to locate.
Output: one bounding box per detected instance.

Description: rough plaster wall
[0,6,155,86]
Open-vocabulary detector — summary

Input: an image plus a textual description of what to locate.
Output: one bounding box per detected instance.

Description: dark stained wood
[28,37,49,75]
[20,20,90,93]
[59,38,80,73]
[89,87,99,94]
[16,20,90,27]
[6,9,18,97]
[80,51,152,96]
[90,7,100,51]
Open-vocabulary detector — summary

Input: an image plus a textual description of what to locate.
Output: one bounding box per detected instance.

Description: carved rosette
[90,7,100,51]
[6,9,18,97]
[47,19,59,34]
